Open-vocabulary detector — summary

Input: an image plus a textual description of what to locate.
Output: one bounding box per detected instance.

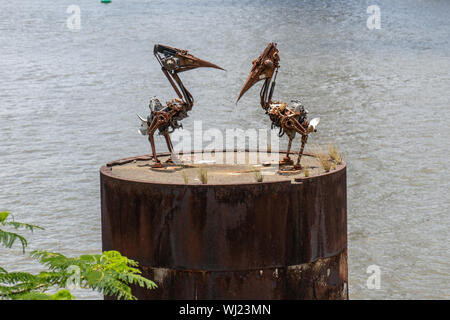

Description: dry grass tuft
[303,166,310,177]
[181,171,189,184]
[250,166,263,182]
[328,144,343,165]
[309,145,332,173]
[317,153,332,172]
[197,166,208,184]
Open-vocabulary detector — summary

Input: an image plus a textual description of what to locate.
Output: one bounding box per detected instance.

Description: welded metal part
[236,43,320,169]
[138,44,224,167]
[101,151,347,300]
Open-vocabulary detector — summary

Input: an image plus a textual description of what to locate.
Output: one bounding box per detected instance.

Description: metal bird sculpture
[138,44,224,167]
[236,42,320,169]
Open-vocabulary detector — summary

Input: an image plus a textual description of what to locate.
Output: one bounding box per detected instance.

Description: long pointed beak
[182,55,225,71]
[236,42,279,104]
[154,44,224,72]
[236,70,261,103]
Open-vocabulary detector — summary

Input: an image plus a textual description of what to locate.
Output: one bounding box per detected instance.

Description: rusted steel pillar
[101,152,347,299]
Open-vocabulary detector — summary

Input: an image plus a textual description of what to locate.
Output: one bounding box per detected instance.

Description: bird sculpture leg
[281,116,308,170]
[280,138,294,165]
[163,132,177,164]
[147,114,168,168]
[148,132,162,168]
[294,134,308,170]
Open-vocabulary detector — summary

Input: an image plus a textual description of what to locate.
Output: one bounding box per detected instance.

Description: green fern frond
[0,229,28,252]
[30,251,74,271]
[3,221,43,232]
[0,270,66,299]
[1,212,157,300]
[0,211,43,231]
[117,272,157,290]
[0,211,43,252]
[0,271,38,285]
[14,292,54,300]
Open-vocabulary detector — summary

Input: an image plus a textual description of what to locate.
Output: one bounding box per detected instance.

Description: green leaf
[79,254,100,264]
[85,270,104,286]
[0,211,10,223]
[51,289,75,300]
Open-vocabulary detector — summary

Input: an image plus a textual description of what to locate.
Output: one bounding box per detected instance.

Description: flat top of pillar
[103,150,345,185]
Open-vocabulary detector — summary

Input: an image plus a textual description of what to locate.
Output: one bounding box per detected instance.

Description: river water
[1,0,449,299]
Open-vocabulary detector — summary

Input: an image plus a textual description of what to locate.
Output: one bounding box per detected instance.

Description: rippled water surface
[1,0,449,299]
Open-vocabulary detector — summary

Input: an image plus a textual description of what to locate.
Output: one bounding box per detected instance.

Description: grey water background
[0,0,449,299]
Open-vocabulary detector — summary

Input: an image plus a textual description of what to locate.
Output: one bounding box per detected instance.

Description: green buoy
[101,0,111,3]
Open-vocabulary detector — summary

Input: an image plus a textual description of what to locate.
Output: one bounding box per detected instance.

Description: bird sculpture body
[236,42,320,169]
[138,44,223,168]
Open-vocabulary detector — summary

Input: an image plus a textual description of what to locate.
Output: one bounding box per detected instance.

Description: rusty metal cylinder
[100,152,348,299]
